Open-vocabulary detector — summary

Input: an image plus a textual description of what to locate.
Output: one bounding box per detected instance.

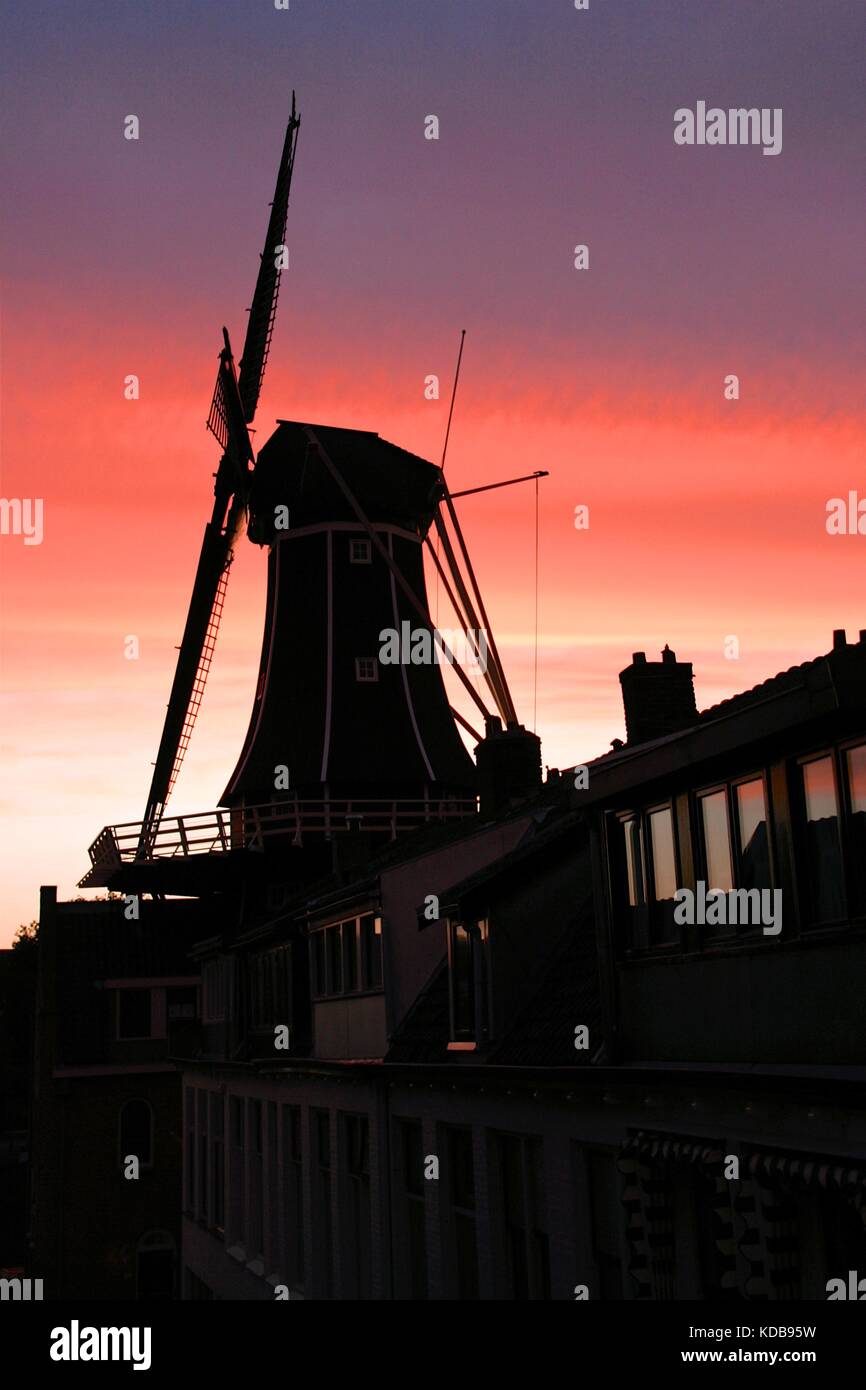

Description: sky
[1,0,864,943]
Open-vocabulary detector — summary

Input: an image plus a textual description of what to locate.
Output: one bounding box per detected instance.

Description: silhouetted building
[0,939,37,1275]
[171,631,866,1299]
[29,892,205,1299]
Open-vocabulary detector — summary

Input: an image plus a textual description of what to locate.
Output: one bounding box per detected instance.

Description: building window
[361,914,383,990]
[448,918,489,1044]
[313,1110,334,1297]
[342,1114,372,1299]
[248,1100,264,1261]
[615,808,679,949]
[250,946,291,1028]
[228,1096,244,1248]
[395,1119,427,1299]
[197,1090,209,1223]
[349,538,372,564]
[695,775,775,936]
[584,1149,625,1299]
[648,806,677,904]
[698,788,734,894]
[444,1126,479,1299]
[119,1099,153,1169]
[733,776,772,892]
[117,988,152,1040]
[343,918,359,992]
[210,1093,225,1234]
[623,816,645,910]
[203,960,226,1022]
[800,754,845,924]
[184,1088,195,1214]
[281,1106,304,1290]
[311,914,382,998]
[355,656,379,683]
[846,743,866,914]
[495,1133,550,1300]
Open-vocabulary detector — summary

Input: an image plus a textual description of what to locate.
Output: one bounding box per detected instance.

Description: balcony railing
[80,796,478,887]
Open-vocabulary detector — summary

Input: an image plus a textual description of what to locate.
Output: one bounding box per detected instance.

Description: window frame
[841,738,866,920]
[614,805,680,953]
[797,747,846,928]
[446,916,490,1046]
[354,656,379,683]
[349,537,372,565]
[729,770,774,904]
[309,913,384,1000]
[797,740,866,929]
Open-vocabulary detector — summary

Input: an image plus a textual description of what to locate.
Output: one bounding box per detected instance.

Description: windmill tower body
[224,422,476,808]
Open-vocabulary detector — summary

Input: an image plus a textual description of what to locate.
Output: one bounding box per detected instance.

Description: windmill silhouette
[82,96,540,893]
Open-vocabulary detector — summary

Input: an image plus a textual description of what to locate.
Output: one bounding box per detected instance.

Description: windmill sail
[238,94,301,423]
[136,101,301,859]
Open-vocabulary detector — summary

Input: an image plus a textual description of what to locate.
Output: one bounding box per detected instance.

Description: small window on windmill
[355,657,379,683]
[349,538,372,565]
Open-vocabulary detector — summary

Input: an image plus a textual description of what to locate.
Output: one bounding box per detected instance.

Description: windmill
[135,96,301,860]
[83,96,544,891]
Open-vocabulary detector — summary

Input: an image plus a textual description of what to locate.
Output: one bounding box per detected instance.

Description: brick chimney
[475,716,542,817]
[619,645,698,745]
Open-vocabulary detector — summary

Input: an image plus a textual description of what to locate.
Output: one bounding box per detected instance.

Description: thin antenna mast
[435,332,518,725]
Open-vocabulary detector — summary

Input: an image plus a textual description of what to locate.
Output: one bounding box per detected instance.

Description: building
[174,630,866,1300]
[29,892,206,1299]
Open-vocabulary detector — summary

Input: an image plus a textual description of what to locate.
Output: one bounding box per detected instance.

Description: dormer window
[615,806,680,951]
[349,538,372,564]
[447,918,489,1048]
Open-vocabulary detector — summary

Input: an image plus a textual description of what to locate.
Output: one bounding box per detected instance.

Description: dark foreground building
[170,630,865,1299]
[29,895,205,1299]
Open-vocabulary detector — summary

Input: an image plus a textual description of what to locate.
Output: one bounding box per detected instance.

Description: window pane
[401,1118,424,1197]
[700,791,733,892]
[849,744,866,815]
[846,745,866,912]
[398,1120,427,1299]
[451,923,474,1037]
[736,778,771,891]
[586,1150,624,1299]
[447,1127,478,1299]
[343,920,358,992]
[802,757,844,922]
[648,808,677,901]
[327,926,342,994]
[361,915,382,990]
[314,932,326,996]
[623,818,644,908]
[449,1127,475,1209]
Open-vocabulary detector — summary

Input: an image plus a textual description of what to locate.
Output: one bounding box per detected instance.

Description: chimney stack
[475,716,542,818]
[619,645,698,745]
